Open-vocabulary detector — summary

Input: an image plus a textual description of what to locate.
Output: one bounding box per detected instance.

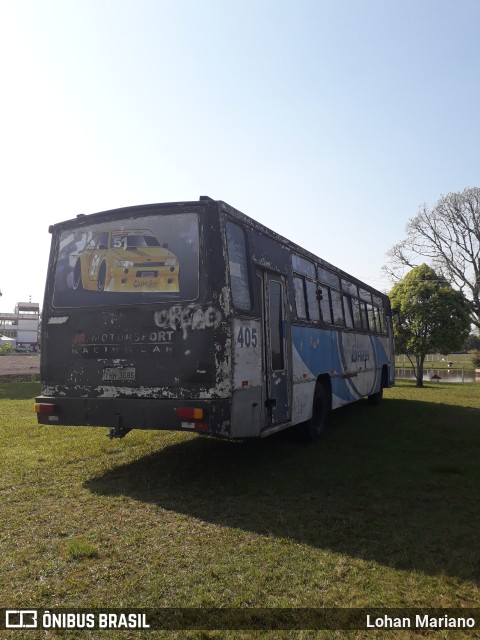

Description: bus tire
[368,367,387,405]
[73,259,83,291]
[300,382,329,442]
[97,262,107,291]
[368,387,383,405]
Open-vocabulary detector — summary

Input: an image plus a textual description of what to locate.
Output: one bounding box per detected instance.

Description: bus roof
[49,195,389,302]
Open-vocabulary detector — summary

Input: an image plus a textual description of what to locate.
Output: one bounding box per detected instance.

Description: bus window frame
[292,274,321,324]
[291,254,320,324]
[225,218,255,315]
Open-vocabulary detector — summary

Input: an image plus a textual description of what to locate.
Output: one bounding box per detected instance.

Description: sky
[0,0,479,313]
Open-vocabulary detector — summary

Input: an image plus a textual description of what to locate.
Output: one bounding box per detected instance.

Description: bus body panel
[230,317,264,437]
[291,325,392,414]
[35,394,232,434]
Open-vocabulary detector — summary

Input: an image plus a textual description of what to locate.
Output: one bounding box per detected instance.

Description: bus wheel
[368,387,383,405]
[97,262,106,291]
[368,368,387,405]
[300,383,329,442]
[73,259,83,291]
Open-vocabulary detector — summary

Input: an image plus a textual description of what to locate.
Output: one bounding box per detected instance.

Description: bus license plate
[103,367,136,382]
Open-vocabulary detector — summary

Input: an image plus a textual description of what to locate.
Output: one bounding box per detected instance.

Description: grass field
[1,381,480,639]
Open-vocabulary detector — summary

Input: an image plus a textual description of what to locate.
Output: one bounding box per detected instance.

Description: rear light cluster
[176,407,208,431]
[34,402,56,415]
[34,402,59,422]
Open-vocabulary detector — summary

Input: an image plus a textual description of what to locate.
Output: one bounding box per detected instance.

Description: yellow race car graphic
[72,229,180,293]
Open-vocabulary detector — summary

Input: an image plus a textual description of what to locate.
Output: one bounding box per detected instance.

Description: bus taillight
[34,402,56,416]
[177,407,204,420]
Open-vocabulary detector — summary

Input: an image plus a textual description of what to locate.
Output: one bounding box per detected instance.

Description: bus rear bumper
[34,395,231,437]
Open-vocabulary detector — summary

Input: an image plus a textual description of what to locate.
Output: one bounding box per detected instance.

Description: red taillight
[34,403,56,415]
[177,407,204,420]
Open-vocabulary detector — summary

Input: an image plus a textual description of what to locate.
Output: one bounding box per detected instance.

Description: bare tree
[384,187,480,329]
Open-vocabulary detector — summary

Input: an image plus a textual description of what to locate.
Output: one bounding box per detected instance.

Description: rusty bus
[35,196,394,440]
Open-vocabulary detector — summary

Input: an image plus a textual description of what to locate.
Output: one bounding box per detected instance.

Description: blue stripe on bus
[291,325,389,403]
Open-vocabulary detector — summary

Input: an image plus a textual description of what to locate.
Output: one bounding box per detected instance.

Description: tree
[389,264,471,387]
[385,187,480,329]
[463,332,480,352]
[471,350,480,368]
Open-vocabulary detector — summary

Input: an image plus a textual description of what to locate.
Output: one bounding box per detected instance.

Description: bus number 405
[237,327,258,348]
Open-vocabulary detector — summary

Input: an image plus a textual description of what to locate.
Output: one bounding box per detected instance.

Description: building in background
[0,302,40,351]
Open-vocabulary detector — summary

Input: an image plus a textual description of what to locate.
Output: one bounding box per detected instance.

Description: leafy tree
[389,264,471,387]
[463,333,480,352]
[0,343,13,356]
[385,187,480,329]
[471,350,480,369]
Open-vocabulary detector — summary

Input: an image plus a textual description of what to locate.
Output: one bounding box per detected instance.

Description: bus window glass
[376,306,385,333]
[53,212,199,308]
[360,302,368,329]
[318,266,339,289]
[269,280,284,370]
[292,254,315,278]
[226,221,252,311]
[351,297,362,328]
[331,289,344,326]
[367,304,377,331]
[319,289,333,324]
[359,288,372,304]
[341,279,358,296]
[305,280,320,321]
[293,277,307,319]
[343,295,354,328]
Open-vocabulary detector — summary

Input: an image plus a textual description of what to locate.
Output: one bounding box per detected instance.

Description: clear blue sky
[1,0,479,313]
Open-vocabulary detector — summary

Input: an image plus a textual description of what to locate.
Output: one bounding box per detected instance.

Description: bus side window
[305,280,320,321]
[343,295,354,329]
[341,278,358,297]
[367,304,377,332]
[375,306,386,333]
[351,297,362,329]
[360,301,368,330]
[331,289,344,326]
[226,221,252,312]
[293,277,307,319]
[319,288,333,324]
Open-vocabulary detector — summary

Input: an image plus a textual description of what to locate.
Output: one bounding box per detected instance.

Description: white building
[0,302,40,351]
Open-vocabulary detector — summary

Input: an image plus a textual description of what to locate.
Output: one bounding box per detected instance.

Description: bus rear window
[52,212,199,307]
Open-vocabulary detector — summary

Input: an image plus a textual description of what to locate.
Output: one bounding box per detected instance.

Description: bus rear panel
[36,199,235,438]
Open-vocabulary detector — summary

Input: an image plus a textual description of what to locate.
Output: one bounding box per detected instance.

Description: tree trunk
[415,355,425,387]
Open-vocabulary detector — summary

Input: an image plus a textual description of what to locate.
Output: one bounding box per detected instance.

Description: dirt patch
[0,354,40,382]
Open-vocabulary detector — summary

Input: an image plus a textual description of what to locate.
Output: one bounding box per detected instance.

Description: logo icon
[5,610,38,628]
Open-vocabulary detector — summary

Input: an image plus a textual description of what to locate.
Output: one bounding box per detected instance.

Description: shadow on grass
[85,398,480,583]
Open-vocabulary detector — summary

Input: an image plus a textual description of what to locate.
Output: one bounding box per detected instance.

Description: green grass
[1,381,480,639]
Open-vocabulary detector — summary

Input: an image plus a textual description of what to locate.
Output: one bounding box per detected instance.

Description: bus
[35,196,395,441]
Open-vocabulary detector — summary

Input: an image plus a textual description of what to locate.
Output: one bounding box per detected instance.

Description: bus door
[258,270,291,426]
